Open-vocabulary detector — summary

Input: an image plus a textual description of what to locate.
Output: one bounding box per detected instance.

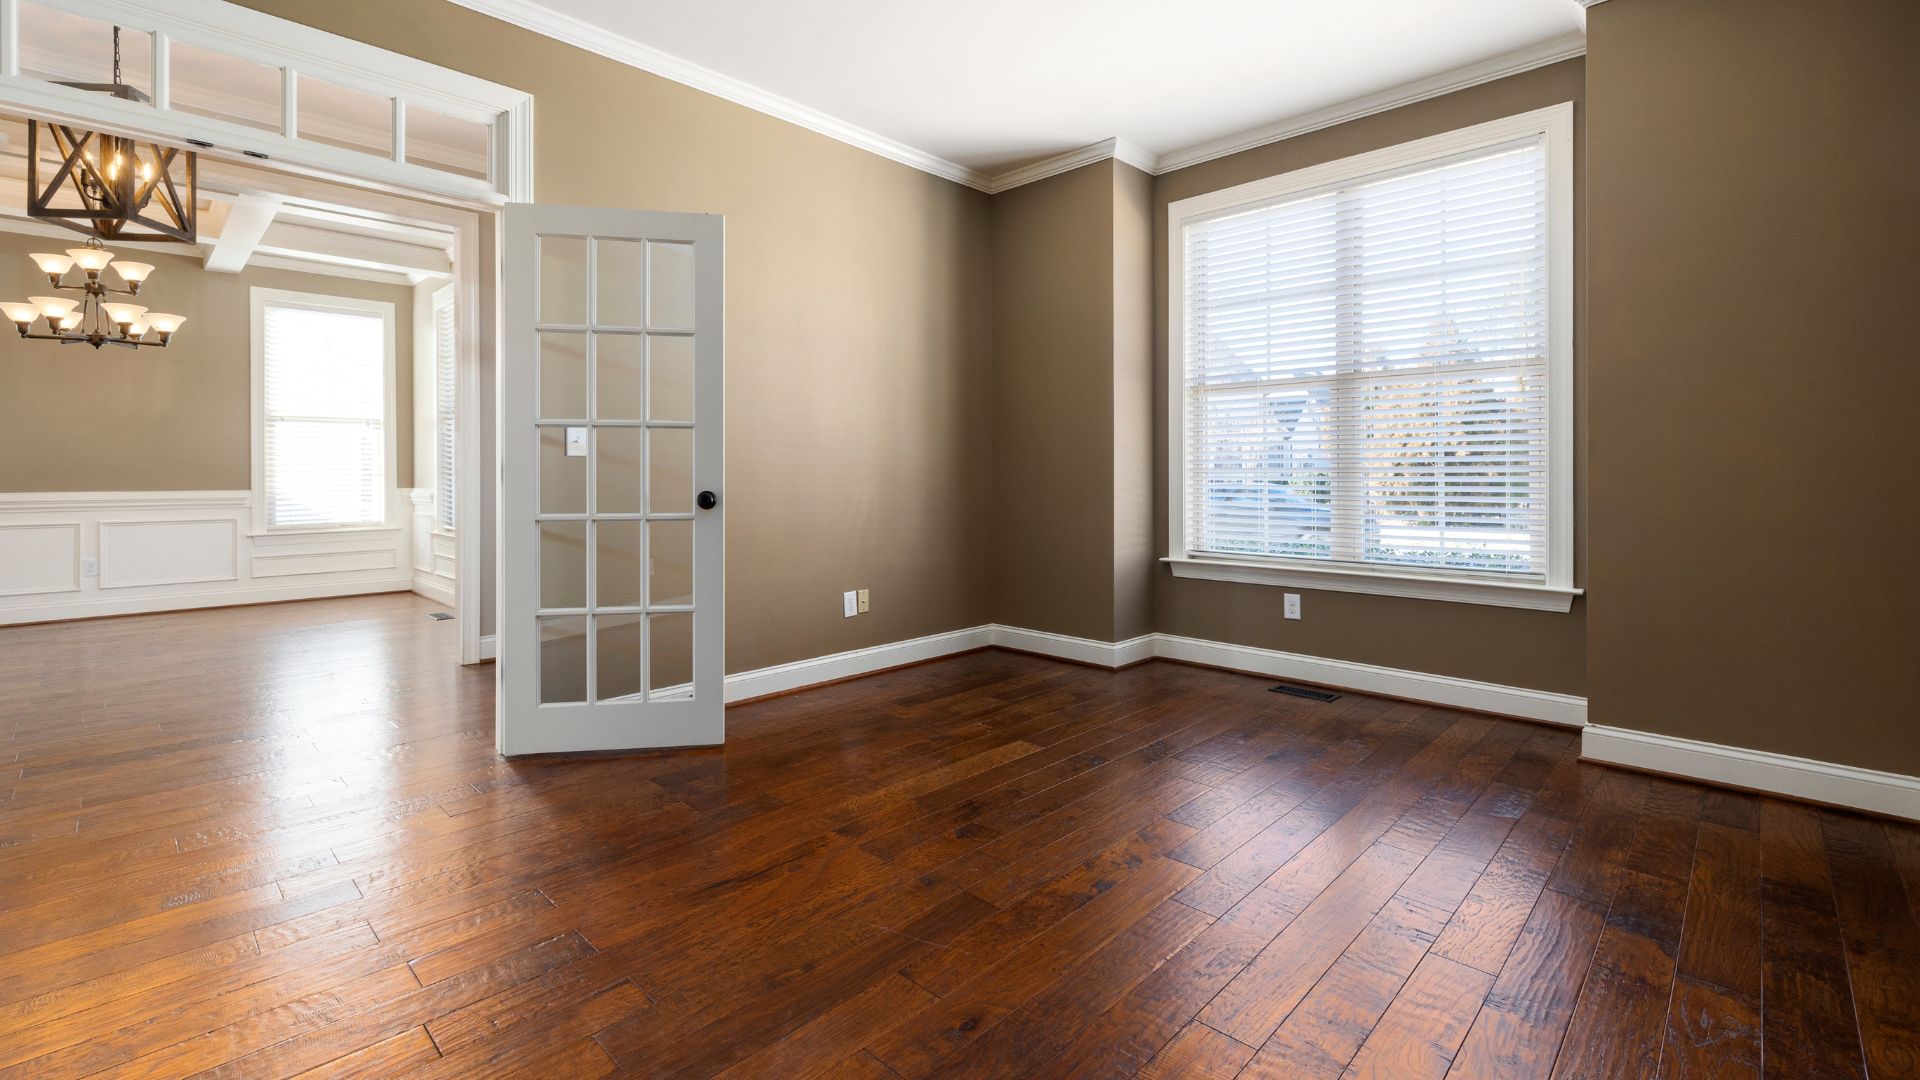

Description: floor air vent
[427,612,454,621]
[1269,683,1339,702]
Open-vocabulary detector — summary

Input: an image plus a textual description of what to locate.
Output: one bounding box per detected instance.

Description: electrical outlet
[857,589,870,613]
[1284,593,1301,620]
[82,558,99,578]
[842,590,858,618]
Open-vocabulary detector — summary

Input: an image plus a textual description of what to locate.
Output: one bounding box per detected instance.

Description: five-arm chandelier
[2,240,185,350]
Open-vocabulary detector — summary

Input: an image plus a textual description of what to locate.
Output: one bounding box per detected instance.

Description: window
[1168,105,1577,611]
[432,285,458,533]
[251,289,396,531]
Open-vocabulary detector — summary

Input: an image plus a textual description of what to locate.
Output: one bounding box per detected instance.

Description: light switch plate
[842,590,858,618]
[565,426,588,457]
[81,558,99,578]
[1284,593,1302,620]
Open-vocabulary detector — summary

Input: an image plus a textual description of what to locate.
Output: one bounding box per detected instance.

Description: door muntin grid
[534,233,699,706]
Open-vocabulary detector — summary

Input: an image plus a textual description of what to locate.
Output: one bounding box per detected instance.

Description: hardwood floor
[2,594,1916,1078]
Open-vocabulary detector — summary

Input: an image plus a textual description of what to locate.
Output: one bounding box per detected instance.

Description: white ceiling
[457,0,1588,185]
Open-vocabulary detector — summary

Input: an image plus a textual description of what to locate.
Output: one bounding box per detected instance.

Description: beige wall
[989,158,1157,644]
[1149,59,1590,695]
[1586,0,1920,773]
[0,229,413,491]
[237,0,995,674]
[990,160,1118,642]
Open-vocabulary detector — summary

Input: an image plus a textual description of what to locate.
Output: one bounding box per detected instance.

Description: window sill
[1163,556,1582,612]
[249,524,402,543]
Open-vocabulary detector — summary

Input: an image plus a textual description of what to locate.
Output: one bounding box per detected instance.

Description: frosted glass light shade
[29,253,74,276]
[0,302,39,324]
[113,261,154,284]
[67,246,115,272]
[145,312,186,333]
[29,295,78,317]
[101,303,148,326]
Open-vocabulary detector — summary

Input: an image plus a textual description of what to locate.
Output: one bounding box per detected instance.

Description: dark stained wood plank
[1758,802,1867,1080]
[1133,1022,1255,1079]
[1446,888,1607,1079]
[1818,813,1920,1080]
[1198,841,1425,1046]
[1550,870,1690,1080]
[1658,822,1764,1080]
[1344,952,1495,1079]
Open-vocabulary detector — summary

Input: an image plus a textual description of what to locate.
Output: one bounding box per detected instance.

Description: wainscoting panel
[0,491,414,624]
[99,519,240,589]
[0,522,82,597]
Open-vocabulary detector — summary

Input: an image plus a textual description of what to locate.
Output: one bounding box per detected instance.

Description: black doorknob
[697,490,718,510]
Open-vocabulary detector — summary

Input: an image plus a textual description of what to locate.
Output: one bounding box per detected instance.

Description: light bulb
[28,296,79,318]
[145,313,185,334]
[0,301,38,327]
[113,261,154,285]
[29,253,74,277]
[67,246,115,272]
[102,303,148,327]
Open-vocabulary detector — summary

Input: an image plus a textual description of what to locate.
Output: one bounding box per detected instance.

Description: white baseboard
[724,625,995,703]
[0,577,413,624]
[411,574,456,607]
[1582,725,1920,822]
[991,626,1157,669]
[478,634,497,660]
[708,623,1583,728]
[1151,633,1588,728]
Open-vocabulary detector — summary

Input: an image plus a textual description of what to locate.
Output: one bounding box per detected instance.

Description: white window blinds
[1180,136,1552,581]
[262,302,388,528]
[433,290,457,533]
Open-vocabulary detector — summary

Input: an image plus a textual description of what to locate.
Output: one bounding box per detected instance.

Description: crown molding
[445,0,1582,197]
[1574,1,1610,7]
[1148,31,1587,176]
[979,137,1153,195]
[445,0,993,191]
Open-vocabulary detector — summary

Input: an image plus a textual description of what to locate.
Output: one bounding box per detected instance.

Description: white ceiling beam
[202,194,283,274]
[253,220,452,282]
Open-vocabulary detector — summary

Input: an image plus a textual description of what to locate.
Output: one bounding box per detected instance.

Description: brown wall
[1112,162,1156,643]
[989,158,1157,644]
[238,0,996,674]
[1150,58,1590,695]
[990,160,1118,642]
[0,229,414,491]
[1586,0,1920,773]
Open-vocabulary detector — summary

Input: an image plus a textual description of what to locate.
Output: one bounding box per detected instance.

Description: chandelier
[26,26,197,245]
[2,239,185,350]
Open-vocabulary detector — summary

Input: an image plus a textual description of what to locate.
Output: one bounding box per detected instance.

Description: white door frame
[0,0,532,665]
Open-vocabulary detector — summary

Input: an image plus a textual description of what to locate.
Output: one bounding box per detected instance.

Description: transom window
[1168,105,1577,611]
[1,0,531,202]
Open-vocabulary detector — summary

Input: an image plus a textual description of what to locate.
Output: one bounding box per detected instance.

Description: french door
[498,205,724,755]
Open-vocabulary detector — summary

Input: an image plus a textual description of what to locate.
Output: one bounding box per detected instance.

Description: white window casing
[1166,103,1579,612]
[250,287,398,533]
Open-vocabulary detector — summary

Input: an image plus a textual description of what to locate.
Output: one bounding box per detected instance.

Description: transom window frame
[249,286,400,536]
[0,0,534,204]
[1165,103,1580,612]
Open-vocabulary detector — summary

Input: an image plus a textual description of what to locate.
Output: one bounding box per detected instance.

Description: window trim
[249,286,399,535]
[1165,102,1579,612]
